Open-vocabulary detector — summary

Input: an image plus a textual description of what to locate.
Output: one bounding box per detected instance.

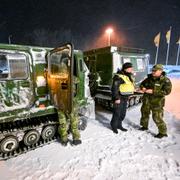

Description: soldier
[57,71,82,146]
[139,64,172,138]
[58,100,82,146]
[110,62,135,133]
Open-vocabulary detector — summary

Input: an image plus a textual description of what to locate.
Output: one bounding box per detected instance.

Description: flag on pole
[154,33,160,64]
[165,27,172,66]
[154,33,160,47]
[166,28,171,44]
[177,37,180,44]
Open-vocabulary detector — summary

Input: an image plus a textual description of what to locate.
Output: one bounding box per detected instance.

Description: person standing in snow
[58,100,82,146]
[110,62,135,133]
[57,74,82,146]
[139,64,172,138]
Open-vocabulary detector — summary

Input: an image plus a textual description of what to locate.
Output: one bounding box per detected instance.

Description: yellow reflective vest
[117,74,135,95]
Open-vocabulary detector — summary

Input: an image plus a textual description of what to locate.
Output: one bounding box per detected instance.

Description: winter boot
[110,121,118,134]
[72,139,82,145]
[139,126,148,131]
[111,127,118,134]
[61,140,68,146]
[154,133,168,139]
[118,126,128,132]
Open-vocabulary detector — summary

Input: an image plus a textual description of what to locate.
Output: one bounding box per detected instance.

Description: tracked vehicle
[0,43,94,160]
[84,46,149,109]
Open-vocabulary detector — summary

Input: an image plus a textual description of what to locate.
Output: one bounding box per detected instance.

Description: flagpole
[176,43,180,66]
[155,45,159,64]
[165,26,172,66]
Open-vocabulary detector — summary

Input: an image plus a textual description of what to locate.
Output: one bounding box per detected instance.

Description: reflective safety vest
[117,74,135,95]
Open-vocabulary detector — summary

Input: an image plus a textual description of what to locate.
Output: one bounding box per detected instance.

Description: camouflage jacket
[140,72,172,106]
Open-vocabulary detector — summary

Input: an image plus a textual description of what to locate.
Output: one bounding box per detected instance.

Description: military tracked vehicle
[0,43,94,160]
[84,46,149,109]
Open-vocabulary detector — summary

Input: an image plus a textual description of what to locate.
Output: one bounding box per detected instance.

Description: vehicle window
[8,54,28,79]
[123,57,131,63]
[130,57,138,71]
[0,55,9,79]
[50,53,68,76]
[122,57,145,72]
[131,57,145,72]
[136,58,145,70]
[0,53,28,80]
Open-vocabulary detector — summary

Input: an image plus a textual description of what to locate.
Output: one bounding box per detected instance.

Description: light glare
[106,28,113,34]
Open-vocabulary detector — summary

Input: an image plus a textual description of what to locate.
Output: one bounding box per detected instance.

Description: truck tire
[135,96,140,104]
[0,135,19,153]
[23,130,40,146]
[129,97,135,107]
[41,125,56,140]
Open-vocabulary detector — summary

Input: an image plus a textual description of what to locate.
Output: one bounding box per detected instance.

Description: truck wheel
[78,116,87,131]
[41,125,56,140]
[23,130,40,146]
[129,98,135,107]
[135,96,140,104]
[0,136,19,153]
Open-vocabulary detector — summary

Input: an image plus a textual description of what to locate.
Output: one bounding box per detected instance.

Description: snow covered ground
[0,67,180,180]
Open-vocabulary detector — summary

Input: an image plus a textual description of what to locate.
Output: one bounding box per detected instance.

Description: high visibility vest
[117,74,135,95]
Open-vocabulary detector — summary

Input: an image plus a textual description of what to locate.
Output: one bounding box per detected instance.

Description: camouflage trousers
[140,101,167,135]
[58,111,80,142]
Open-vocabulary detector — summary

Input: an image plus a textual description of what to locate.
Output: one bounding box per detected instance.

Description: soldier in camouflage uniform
[58,75,82,146]
[57,75,82,146]
[58,100,81,146]
[58,109,81,146]
[139,64,172,138]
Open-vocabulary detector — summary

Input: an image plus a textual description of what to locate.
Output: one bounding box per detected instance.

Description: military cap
[152,64,164,71]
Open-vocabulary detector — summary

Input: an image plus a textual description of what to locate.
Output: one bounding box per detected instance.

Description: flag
[166,28,171,44]
[154,33,160,47]
[177,37,180,45]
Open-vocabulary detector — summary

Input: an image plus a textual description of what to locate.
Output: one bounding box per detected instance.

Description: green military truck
[0,43,94,159]
[84,46,149,108]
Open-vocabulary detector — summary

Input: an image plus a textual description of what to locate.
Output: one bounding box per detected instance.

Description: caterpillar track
[95,94,143,111]
[0,114,59,160]
[94,85,143,110]
[0,113,88,160]
[0,135,58,161]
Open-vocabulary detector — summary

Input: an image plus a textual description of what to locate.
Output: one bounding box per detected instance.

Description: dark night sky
[0,0,180,64]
